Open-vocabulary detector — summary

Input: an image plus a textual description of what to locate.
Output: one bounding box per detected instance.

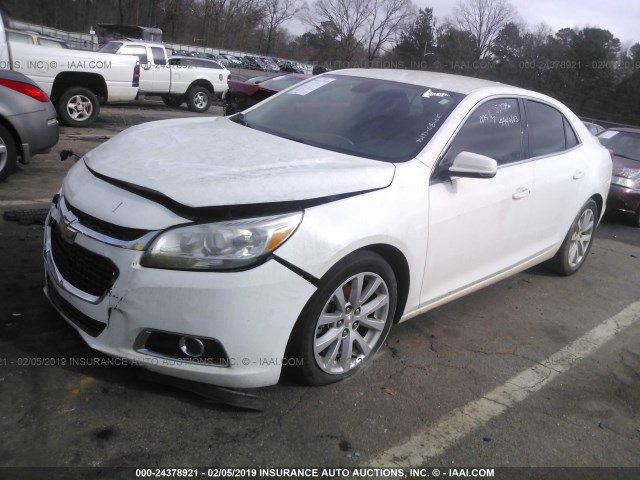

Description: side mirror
[449,151,498,179]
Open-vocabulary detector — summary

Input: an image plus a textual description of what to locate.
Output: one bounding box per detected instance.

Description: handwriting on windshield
[416,114,442,143]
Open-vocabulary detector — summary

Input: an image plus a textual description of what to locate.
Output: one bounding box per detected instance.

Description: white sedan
[44,70,612,388]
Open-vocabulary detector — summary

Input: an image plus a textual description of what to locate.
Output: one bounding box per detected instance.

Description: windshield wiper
[230,112,252,128]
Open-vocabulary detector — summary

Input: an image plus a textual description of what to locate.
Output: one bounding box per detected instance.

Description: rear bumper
[10,104,59,162]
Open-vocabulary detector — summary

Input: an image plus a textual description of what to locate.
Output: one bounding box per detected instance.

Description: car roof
[331,69,520,95]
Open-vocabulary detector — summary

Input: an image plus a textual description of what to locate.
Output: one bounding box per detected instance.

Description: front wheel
[286,251,397,385]
[186,86,211,113]
[547,199,598,276]
[57,87,100,127]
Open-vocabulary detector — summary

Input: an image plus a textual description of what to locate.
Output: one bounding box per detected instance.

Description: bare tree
[262,0,306,55]
[364,0,414,64]
[311,0,371,61]
[454,0,515,59]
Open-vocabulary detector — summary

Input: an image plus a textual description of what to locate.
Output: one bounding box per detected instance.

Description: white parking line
[372,300,640,467]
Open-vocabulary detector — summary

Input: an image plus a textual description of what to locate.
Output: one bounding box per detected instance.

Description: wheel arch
[0,116,24,161]
[352,243,410,324]
[51,73,108,102]
[590,193,604,221]
[188,79,214,94]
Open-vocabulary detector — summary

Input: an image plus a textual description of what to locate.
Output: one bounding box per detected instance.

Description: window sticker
[288,77,335,96]
[422,88,450,98]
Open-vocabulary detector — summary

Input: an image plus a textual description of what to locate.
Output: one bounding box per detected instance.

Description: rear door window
[525,100,570,157]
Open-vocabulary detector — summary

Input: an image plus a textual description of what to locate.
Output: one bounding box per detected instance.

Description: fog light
[179,336,205,358]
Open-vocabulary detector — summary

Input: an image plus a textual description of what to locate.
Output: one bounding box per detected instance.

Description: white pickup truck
[8,42,140,127]
[100,41,229,113]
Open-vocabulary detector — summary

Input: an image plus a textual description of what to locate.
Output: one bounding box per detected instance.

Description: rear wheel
[186,86,211,113]
[57,87,100,127]
[0,125,17,181]
[547,199,598,275]
[287,251,397,385]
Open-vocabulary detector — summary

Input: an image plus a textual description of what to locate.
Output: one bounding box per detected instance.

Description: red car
[223,73,309,116]
[598,128,640,227]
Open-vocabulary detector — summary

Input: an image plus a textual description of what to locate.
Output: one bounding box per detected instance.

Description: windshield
[599,131,640,162]
[241,75,463,163]
[260,75,307,91]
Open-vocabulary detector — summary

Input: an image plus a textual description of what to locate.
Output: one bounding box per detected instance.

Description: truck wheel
[57,87,100,127]
[186,86,211,113]
[162,95,184,108]
[0,125,18,181]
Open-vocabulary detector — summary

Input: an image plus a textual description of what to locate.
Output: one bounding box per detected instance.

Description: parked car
[598,128,640,226]
[582,120,606,136]
[44,70,611,389]
[9,38,139,127]
[242,55,267,71]
[102,41,229,112]
[279,60,304,73]
[312,65,332,75]
[259,57,280,72]
[172,49,190,57]
[0,69,59,180]
[6,28,69,48]
[221,54,243,68]
[223,73,309,115]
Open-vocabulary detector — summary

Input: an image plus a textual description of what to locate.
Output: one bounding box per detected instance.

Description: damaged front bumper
[43,195,316,388]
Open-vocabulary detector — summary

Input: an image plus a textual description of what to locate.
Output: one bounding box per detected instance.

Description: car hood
[612,155,640,183]
[84,117,395,208]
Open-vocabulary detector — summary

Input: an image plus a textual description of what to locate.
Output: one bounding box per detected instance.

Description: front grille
[66,201,150,241]
[47,278,107,337]
[50,219,119,298]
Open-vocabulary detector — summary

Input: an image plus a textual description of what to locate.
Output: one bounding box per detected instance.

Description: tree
[310,0,370,61]
[393,7,435,63]
[364,0,415,64]
[435,26,476,72]
[262,0,306,55]
[454,0,515,59]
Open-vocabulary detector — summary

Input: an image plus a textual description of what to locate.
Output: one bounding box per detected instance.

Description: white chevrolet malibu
[44,70,612,388]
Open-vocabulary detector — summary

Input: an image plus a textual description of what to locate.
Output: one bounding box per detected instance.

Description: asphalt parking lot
[0,100,639,475]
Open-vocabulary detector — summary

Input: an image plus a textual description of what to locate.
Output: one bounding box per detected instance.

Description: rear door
[524,99,589,250]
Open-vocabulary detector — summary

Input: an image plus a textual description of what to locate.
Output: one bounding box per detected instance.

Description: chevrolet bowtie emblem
[58,219,77,244]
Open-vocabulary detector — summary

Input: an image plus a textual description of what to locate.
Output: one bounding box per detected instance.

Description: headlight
[141,212,303,271]
[611,175,635,189]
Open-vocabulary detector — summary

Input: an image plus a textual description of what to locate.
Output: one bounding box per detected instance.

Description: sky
[287,0,640,48]
[417,0,640,47]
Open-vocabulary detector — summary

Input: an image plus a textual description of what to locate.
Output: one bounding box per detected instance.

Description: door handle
[573,170,585,180]
[512,187,530,200]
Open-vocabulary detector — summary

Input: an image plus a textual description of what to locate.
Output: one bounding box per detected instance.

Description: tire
[0,124,18,182]
[162,95,184,108]
[632,207,640,228]
[57,87,100,127]
[547,199,598,276]
[186,86,211,113]
[286,251,397,385]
